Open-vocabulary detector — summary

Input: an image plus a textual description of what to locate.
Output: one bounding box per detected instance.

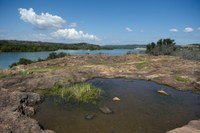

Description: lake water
[33,78,200,133]
[0,49,143,69]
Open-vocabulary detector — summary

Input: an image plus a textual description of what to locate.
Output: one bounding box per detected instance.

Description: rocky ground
[0,54,200,133]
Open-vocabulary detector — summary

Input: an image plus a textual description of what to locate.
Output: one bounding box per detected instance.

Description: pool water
[33,78,200,133]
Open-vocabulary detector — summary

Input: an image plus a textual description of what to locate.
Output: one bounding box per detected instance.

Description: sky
[0,0,200,45]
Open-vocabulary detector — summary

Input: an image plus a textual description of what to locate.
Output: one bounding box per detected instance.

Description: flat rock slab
[99,106,113,114]
[167,119,200,133]
[85,114,95,120]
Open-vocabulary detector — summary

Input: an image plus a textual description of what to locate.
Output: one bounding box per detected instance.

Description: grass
[41,82,103,104]
[0,73,14,79]
[135,57,149,69]
[175,75,190,83]
[29,66,66,73]
[28,66,83,73]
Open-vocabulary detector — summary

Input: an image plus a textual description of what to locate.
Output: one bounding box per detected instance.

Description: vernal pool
[33,78,200,133]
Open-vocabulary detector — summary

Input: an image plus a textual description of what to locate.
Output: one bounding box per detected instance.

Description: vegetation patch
[10,52,70,68]
[135,57,148,69]
[0,73,14,79]
[175,76,190,83]
[41,83,103,104]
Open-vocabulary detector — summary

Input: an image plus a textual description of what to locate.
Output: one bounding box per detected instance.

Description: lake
[0,49,144,69]
[33,78,200,133]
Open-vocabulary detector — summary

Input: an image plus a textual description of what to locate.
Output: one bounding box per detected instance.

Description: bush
[146,38,176,55]
[10,58,33,68]
[10,52,70,68]
[47,52,70,60]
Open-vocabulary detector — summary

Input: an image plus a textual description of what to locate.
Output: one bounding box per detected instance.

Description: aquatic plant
[42,82,103,103]
[63,83,102,103]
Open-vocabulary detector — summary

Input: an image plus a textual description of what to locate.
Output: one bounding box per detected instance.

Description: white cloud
[183,27,193,32]
[125,27,133,32]
[69,22,77,28]
[197,27,200,30]
[51,28,100,40]
[18,8,65,29]
[169,28,178,32]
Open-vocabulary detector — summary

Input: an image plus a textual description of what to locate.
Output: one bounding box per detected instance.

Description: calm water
[0,49,142,69]
[33,78,200,133]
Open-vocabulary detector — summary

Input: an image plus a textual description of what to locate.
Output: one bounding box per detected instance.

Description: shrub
[10,58,33,68]
[146,38,176,55]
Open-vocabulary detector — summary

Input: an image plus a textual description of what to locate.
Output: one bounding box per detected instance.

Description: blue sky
[0,0,200,45]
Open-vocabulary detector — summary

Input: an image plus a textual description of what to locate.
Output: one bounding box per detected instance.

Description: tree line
[0,40,110,52]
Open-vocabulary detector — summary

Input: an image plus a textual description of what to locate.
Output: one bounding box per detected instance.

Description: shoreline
[0,53,200,133]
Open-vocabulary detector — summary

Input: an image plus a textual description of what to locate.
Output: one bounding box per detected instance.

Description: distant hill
[0,40,106,52]
[103,44,146,49]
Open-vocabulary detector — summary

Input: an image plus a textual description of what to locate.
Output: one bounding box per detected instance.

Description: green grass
[41,82,103,103]
[175,76,190,83]
[29,66,66,73]
[135,57,148,69]
[0,73,14,79]
[28,66,83,73]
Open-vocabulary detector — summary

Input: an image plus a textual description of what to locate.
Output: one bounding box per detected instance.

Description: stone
[113,97,120,101]
[85,114,95,120]
[167,119,200,133]
[24,106,35,116]
[99,106,113,114]
[157,89,169,96]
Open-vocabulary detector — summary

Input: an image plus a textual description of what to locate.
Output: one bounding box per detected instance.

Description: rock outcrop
[0,54,200,132]
[167,119,200,133]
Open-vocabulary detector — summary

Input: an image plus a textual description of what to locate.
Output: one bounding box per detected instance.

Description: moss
[41,82,103,104]
[175,76,190,83]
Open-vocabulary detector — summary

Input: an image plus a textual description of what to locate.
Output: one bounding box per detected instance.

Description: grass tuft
[175,76,190,83]
[41,82,103,104]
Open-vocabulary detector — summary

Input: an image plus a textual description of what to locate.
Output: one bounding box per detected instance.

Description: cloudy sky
[0,0,200,45]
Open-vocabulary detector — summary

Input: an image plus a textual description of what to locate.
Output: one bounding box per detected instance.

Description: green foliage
[41,83,103,103]
[46,52,69,60]
[146,38,176,55]
[9,52,70,68]
[10,58,33,68]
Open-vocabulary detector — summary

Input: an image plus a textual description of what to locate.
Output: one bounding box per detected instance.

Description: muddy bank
[0,54,200,133]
